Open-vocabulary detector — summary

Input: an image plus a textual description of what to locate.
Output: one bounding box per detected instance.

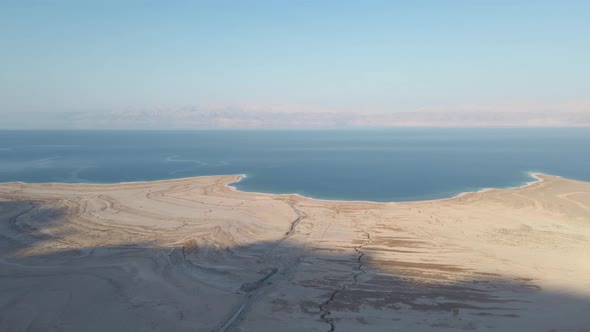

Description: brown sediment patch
[370,259,468,273]
[373,225,405,232]
[325,287,519,312]
[368,236,428,248]
[362,247,423,254]
[475,272,503,277]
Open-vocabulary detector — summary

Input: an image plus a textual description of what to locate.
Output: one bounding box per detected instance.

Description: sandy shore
[1,173,589,331]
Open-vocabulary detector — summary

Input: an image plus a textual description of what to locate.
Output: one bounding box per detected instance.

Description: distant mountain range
[4,108,590,129]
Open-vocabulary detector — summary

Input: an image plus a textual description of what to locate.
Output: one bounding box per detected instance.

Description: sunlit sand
[1,173,589,331]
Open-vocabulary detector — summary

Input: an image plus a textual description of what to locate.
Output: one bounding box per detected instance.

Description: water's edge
[2,171,551,204]
[225,171,547,204]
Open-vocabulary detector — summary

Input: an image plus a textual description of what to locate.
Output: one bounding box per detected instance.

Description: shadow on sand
[1,200,590,332]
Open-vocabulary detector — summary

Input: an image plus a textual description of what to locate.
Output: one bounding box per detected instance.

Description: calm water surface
[1,129,589,201]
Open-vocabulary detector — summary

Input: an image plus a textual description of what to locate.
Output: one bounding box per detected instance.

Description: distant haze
[1,1,589,128]
[4,107,590,129]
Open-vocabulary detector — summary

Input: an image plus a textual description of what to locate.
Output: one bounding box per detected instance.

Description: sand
[1,173,589,331]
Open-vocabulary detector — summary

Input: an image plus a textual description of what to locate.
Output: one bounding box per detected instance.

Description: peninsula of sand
[1,174,590,331]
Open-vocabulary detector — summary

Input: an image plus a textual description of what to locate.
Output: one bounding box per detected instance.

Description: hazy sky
[1,0,589,115]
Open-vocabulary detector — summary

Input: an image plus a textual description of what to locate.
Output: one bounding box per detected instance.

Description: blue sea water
[0,129,589,202]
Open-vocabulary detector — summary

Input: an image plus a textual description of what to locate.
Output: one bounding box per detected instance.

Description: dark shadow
[0,199,72,255]
[1,199,590,332]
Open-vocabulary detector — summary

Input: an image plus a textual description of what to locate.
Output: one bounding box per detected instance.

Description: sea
[1,128,589,202]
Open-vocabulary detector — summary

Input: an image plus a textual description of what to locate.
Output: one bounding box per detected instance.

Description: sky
[1,0,589,122]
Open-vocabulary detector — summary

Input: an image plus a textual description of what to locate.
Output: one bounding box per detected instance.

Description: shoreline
[2,171,550,205]
[2,166,590,331]
[224,171,547,204]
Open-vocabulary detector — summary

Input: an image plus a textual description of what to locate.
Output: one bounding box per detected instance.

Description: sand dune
[1,174,590,331]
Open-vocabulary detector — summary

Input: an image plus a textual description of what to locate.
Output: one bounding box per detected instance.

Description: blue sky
[1,1,589,114]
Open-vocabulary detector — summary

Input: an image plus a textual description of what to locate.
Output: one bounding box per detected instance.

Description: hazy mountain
[3,108,590,129]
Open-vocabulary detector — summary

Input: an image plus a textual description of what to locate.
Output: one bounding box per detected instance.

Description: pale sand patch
[0,173,589,331]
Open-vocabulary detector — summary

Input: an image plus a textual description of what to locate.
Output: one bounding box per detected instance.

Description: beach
[1,173,590,331]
